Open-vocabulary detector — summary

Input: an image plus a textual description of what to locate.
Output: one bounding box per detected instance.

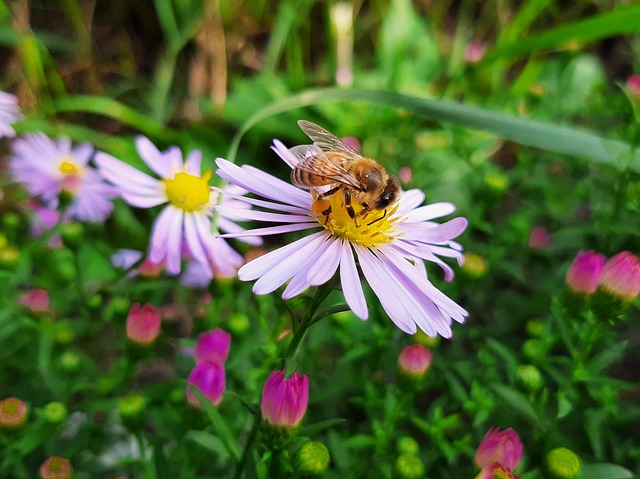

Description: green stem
[233,418,260,479]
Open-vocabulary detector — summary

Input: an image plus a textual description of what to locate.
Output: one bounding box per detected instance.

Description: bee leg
[367,208,387,226]
[322,205,332,225]
[344,189,359,227]
[317,186,341,201]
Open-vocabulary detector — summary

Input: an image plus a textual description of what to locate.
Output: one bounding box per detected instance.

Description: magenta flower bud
[527,226,551,250]
[398,344,432,377]
[342,136,360,153]
[476,463,520,479]
[186,362,226,407]
[627,74,640,98]
[475,427,523,471]
[399,166,413,185]
[195,328,231,364]
[126,303,161,346]
[18,288,50,315]
[565,250,606,295]
[261,370,309,429]
[465,41,487,63]
[598,251,640,301]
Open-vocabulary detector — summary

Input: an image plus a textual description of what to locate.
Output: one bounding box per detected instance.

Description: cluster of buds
[565,250,640,318]
[475,427,523,479]
[186,328,231,407]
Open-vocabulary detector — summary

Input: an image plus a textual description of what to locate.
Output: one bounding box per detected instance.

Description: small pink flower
[39,456,72,479]
[627,74,640,98]
[527,226,551,250]
[18,289,50,315]
[261,370,309,429]
[465,41,487,63]
[398,344,432,377]
[476,463,520,479]
[126,303,161,346]
[342,136,361,153]
[399,166,413,185]
[186,362,226,407]
[599,251,640,301]
[566,250,606,295]
[475,427,523,471]
[195,328,231,365]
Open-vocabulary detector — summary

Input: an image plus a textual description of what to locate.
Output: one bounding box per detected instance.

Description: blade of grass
[227,87,640,172]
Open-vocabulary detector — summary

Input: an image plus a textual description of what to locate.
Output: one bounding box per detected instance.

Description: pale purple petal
[135,136,175,178]
[404,202,456,222]
[218,217,263,246]
[149,205,178,263]
[307,236,342,286]
[185,149,202,175]
[396,189,425,213]
[271,139,300,169]
[218,223,319,239]
[215,205,311,224]
[339,241,368,320]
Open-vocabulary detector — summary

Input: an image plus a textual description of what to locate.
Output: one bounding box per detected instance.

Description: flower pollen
[312,191,401,248]
[58,160,80,176]
[163,170,212,212]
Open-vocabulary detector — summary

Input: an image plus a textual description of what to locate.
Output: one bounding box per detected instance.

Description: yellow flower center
[163,170,212,212]
[59,160,80,176]
[311,190,401,248]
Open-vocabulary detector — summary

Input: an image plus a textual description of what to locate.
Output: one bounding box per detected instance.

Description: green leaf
[586,341,628,375]
[299,418,346,436]
[581,463,635,479]
[187,384,242,462]
[185,430,231,458]
[491,384,539,425]
[227,88,640,173]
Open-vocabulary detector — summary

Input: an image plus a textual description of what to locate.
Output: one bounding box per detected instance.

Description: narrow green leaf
[187,384,242,462]
[491,384,539,425]
[185,430,231,458]
[586,341,628,375]
[581,463,635,479]
[299,418,346,436]
[227,88,640,173]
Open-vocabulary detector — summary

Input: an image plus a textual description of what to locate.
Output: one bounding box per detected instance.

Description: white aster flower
[0,91,22,138]
[214,140,469,338]
[95,137,259,279]
[9,133,116,222]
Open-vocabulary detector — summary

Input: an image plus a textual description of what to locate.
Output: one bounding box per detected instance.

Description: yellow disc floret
[163,170,212,212]
[59,160,80,176]
[312,191,402,248]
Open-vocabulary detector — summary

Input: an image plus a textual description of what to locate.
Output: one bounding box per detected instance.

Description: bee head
[374,176,401,210]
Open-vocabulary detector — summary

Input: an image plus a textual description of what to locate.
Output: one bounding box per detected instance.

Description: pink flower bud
[627,74,640,98]
[39,456,72,479]
[398,344,432,377]
[599,251,640,301]
[465,41,487,63]
[342,136,360,153]
[195,328,231,365]
[399,166,413,185]
[261,370,309,429]
[126,303,161,346]
[18,288,50,315]
[0,397,28,428]
[527,226,551,250]
[186,362,226,407]
[566,250,606,295]
[476,463,520,479]
[475,427,523,471]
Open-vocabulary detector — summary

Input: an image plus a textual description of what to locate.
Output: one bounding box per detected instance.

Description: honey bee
[290,120,401,226]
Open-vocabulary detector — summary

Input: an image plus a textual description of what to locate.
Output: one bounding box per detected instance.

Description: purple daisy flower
[9,133,116,222]
[0,91,22,138]
[95,136,259,278]
[214,138,468,338]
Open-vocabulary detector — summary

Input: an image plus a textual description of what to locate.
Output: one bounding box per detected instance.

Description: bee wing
[289,144,363,190]
[298,120,363,158]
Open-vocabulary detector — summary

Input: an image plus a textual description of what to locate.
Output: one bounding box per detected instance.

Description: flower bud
[475,427,523,470]
[294,441,330,476]
[60,222,84,250]
[39,456,72,479]
[528,226,551,250]
[399,166,413,185]
[18,288,50,315]
[126,303,161,346]
[186,362,226,407]
[565,250,605,295]
[484,172,508,195]
[398,344,432,378]
[0,245,21,268]
[627,74,640,99]
[195,328,231,364]
[58,351,81,374]
[118,394,146,430]
[465,41,486,63]
[516,365,543,392]
[138,257,164,279]
[261,370,309,429]
[395,453,425,479]
[227,312,250,336]
[543,447,581,479]
[525,320,545,337]
[42,401,68,425]
[598,251,640,302]
[462,253,487,279]
[0,397,28,429]
[397,436,420,455]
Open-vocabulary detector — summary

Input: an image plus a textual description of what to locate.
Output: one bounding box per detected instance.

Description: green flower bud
[521,338,545,360]
[294,441,331,476]
[0,233,8,250]
[227,312,250,336]
[60,222,84,250]
[54,323,75,345]
[118,394,146,430]
[3,211,20,232]
[397,436,420,455]
[461,253,487,279]
[525,320,545,337]
[86,294,103,310]
[543,447,581,479]
[0,246,21,268]
[516,365,543,391]
[59,351,81,373]
[110,297,131,316]
[395,453,425,479]
[485,172,508,194]
[42,402,68,425]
